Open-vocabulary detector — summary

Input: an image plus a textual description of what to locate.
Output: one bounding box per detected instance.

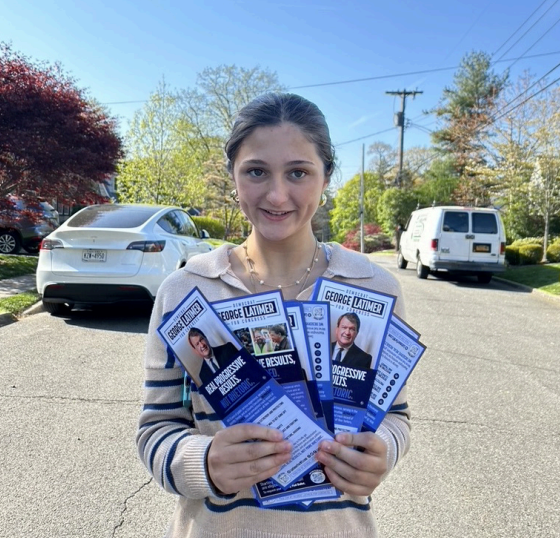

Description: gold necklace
[243,240,321,292]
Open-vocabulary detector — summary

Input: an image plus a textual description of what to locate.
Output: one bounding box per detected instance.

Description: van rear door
[469,211,501,264]
[438,210,470,262]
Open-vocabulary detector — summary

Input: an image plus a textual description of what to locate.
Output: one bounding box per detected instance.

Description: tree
[0,43,122,210]
[178,65,286,139]
[431,51,508,205]
[376,187,417,236]
[367,141,397,185]
[117,79,207,207]
[413,157,459,206]
[330,172,385,242]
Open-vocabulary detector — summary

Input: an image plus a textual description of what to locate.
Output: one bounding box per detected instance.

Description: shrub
[342,224,393,253]
[546,243,560,263]
[191,216,225,239]
[518,244,543,265]
[505,245,520,266]
[511,237,544,247]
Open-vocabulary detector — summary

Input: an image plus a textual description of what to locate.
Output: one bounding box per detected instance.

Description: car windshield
[66,205,161,228]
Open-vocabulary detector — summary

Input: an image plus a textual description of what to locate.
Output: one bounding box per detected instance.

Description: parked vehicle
[397,206,506,283]
[36,204,213,315]
[0,197,59,254]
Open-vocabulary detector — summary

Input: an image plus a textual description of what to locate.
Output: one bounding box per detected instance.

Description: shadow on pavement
[61,302,152,334]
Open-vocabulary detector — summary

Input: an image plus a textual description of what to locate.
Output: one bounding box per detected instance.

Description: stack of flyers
[158,278,427,508]
[157,287,334,493]
[212,292,340,506]
[312,278,396,435]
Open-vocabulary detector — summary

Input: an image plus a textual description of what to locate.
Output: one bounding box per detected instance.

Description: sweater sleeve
[136,281,217,499]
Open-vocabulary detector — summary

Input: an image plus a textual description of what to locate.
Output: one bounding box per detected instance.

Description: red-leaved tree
[0,43,123,211]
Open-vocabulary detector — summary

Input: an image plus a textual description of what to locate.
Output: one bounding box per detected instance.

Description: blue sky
[2,0,560,185]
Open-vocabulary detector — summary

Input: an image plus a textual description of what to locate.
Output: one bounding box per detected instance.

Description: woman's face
[232,122,328,243]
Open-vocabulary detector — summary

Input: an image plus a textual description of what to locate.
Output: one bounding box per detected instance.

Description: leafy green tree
[413,158,459,206]
[117,79,207,207]
[376,187,417,235]
[431,51,508,205]
[330,172,385,242]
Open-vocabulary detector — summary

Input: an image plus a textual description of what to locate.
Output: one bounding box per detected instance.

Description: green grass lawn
[0,254,38,279]
[0,255,39,318]
[499,263,560,296]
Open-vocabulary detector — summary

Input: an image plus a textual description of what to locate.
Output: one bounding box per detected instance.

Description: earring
[230,189,239,204]
[319,192,327,207]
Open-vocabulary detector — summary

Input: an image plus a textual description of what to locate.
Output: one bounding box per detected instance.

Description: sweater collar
[183,242,374,289]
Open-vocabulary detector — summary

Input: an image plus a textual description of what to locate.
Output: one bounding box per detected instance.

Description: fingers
[316,432,387,496]
[207,424,293,495]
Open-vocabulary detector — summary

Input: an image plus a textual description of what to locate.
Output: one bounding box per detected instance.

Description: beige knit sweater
[137,243,411,538]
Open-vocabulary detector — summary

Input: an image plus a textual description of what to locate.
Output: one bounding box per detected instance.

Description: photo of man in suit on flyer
[331,313,372,370]
[188,327,238,385]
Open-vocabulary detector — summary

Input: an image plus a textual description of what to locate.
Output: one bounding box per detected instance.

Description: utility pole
[360,143,365,253]
[385,89,423,187]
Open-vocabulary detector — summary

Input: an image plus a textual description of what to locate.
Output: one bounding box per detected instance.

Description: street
[1,255,559,537]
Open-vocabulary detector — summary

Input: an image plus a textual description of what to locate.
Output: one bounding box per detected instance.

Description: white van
[397,206,506,283]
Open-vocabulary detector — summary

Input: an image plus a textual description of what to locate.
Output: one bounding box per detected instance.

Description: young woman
[137,93,410,538]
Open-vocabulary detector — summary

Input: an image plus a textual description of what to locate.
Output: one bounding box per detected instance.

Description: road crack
[112,477,153,537]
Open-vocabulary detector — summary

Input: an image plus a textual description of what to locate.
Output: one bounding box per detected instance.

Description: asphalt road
[0,256,558,537]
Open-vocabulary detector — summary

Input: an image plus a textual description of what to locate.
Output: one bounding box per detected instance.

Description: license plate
[473,244,490,253]
[82,249,107,262]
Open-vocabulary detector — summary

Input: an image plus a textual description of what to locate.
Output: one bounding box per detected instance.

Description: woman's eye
[291,170,307,179]
[248,169,265,178]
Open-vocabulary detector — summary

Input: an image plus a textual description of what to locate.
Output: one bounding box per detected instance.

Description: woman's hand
[316,431,387,496]
[207,424,292,495]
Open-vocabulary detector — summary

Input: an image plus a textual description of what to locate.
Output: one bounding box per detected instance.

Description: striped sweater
[136,243,411,538]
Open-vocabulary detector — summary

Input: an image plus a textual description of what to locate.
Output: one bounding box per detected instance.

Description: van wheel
[477,273,492,284]
[397,249,408,269]
[416,257,429,279]
[43,301,73,316]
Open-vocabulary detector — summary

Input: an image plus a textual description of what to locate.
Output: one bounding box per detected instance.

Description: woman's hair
[225,93,336,180]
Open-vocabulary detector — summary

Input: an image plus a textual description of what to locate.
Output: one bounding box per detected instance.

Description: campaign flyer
[363,317,425,433]
[212,291,315,420]
[285,302,326,427]
[157,287,334,489]
[300,301,335,434]
[312,278,396,434]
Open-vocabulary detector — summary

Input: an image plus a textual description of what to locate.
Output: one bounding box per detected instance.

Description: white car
[37,204,213,315]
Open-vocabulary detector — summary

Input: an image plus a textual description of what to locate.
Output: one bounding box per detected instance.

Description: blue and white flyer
[363,316,425,433]
[157,287,333,489]
[212,291,315,420]
[300,301,335,434]
[285,302,326,427]
[212,292,337,506]
[312,278,396,435]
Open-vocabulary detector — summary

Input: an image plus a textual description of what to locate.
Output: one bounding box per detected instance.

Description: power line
[288,51,560,91]
[493,0,553,58]
[100,50,560,107]
[506,14,560,70]
[334,127,395,147]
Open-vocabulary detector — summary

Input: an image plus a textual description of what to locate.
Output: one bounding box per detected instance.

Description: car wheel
[477,273,492,284]
[416,256,429,279]
[397,249,408,269]
[0,230,21,254]
[43,301,73,316]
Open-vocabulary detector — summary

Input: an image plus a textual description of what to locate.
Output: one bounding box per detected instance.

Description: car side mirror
[200,229,210,239]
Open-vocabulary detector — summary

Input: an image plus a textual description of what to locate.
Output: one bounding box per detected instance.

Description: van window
[442,211,468,233]
[472,213,498,234]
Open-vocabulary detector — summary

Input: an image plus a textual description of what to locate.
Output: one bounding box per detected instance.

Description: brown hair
[225,93,336,180]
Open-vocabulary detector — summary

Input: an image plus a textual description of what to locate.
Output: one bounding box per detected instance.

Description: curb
[0,300,44,328]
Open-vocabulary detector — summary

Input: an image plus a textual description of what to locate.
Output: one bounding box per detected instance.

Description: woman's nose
[266,177,290,206]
